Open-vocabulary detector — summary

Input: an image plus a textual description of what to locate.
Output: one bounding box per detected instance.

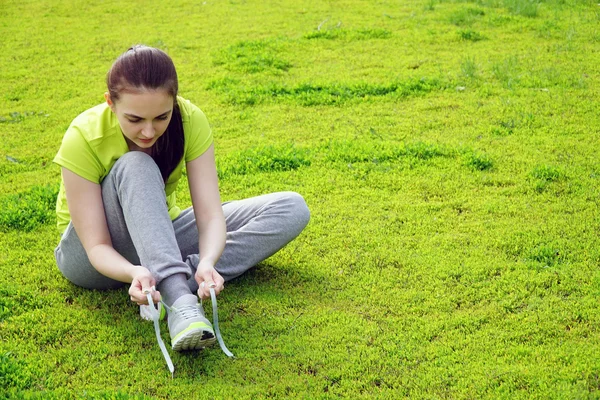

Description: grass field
[1,0,600,398]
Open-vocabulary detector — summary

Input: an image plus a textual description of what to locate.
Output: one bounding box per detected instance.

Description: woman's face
[106,89,173,152]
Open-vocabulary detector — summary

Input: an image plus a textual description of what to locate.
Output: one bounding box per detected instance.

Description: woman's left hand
[195,260,225,300]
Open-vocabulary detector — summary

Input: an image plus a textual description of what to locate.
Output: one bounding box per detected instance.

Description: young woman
[53,45,310,351]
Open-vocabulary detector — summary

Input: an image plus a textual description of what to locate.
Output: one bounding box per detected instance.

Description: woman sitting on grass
[53,45,310,351]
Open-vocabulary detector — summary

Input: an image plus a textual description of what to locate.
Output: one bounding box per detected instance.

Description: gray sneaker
[168,294,216,351]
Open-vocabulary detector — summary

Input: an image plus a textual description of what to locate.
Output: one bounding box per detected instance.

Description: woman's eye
[127,119,141,124]
[157,115,169,120]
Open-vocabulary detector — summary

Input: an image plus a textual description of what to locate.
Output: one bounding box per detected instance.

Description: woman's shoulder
[176,96,207,121]
[177,96,213,160]
[69,102,118,141]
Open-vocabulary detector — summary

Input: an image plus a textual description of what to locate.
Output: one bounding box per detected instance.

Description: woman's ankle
[157,273,192,307]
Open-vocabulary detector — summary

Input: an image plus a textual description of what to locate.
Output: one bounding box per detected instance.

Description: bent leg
[175,191,310,291]
[54,223,125,290]
[55,152,192,299]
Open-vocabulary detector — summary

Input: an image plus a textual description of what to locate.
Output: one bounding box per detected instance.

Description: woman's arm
[62,167,160,304]
[186,144,227,299]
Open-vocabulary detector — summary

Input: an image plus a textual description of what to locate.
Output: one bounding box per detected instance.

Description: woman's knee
[55,226,125,290]
[55,251,125,290]
[114,151,154,166]
[111,151,161,179]
[280,191,310,232]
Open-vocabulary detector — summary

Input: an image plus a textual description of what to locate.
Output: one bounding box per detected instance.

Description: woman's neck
[125,137,153,155]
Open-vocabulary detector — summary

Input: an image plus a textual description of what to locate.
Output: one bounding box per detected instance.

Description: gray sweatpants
[54,152,310,299]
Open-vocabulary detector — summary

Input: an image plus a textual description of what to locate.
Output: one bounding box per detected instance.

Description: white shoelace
[206,287,234,358]
[145,291,175,378]
[144,286,234,376]
[169,303,201,320]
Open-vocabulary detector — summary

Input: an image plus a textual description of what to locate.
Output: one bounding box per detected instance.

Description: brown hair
[107,45,184,181]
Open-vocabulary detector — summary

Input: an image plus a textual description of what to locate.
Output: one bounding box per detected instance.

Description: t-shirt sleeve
[53,125,104,183]
[183,100,213,162]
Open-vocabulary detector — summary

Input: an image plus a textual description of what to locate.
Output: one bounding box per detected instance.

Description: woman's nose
[141,123,155,138]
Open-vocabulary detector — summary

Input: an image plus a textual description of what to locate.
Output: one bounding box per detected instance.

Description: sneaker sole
[171,322,216,351]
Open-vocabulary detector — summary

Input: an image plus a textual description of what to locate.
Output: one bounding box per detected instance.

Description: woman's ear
[104,92,115,111]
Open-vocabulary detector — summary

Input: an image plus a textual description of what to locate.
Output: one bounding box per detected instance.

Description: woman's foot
[139,302,166,321]
[167,294,216,351]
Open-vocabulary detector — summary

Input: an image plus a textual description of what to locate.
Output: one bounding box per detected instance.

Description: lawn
[1,0,600,398]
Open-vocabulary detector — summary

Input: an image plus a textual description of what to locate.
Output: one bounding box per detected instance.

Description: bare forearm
[197,215,226,266]
[87,243,139,283]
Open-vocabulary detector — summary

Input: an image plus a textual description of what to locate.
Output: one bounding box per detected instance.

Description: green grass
[0,185,59,232]
[458,29,487,41]
[217,144,311,179]
[303,27,393,40]
[1,0,600,398]
[213,39,292,74]
[208,77,446,106]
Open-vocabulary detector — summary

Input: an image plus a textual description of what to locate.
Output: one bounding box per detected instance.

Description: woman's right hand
[128,266,161,305]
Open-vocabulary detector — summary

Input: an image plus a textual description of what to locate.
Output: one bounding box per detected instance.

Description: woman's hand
[195,260,225,300]
[129,266,161,305]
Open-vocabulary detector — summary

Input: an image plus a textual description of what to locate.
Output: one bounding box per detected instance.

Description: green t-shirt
[53,96,213,234]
